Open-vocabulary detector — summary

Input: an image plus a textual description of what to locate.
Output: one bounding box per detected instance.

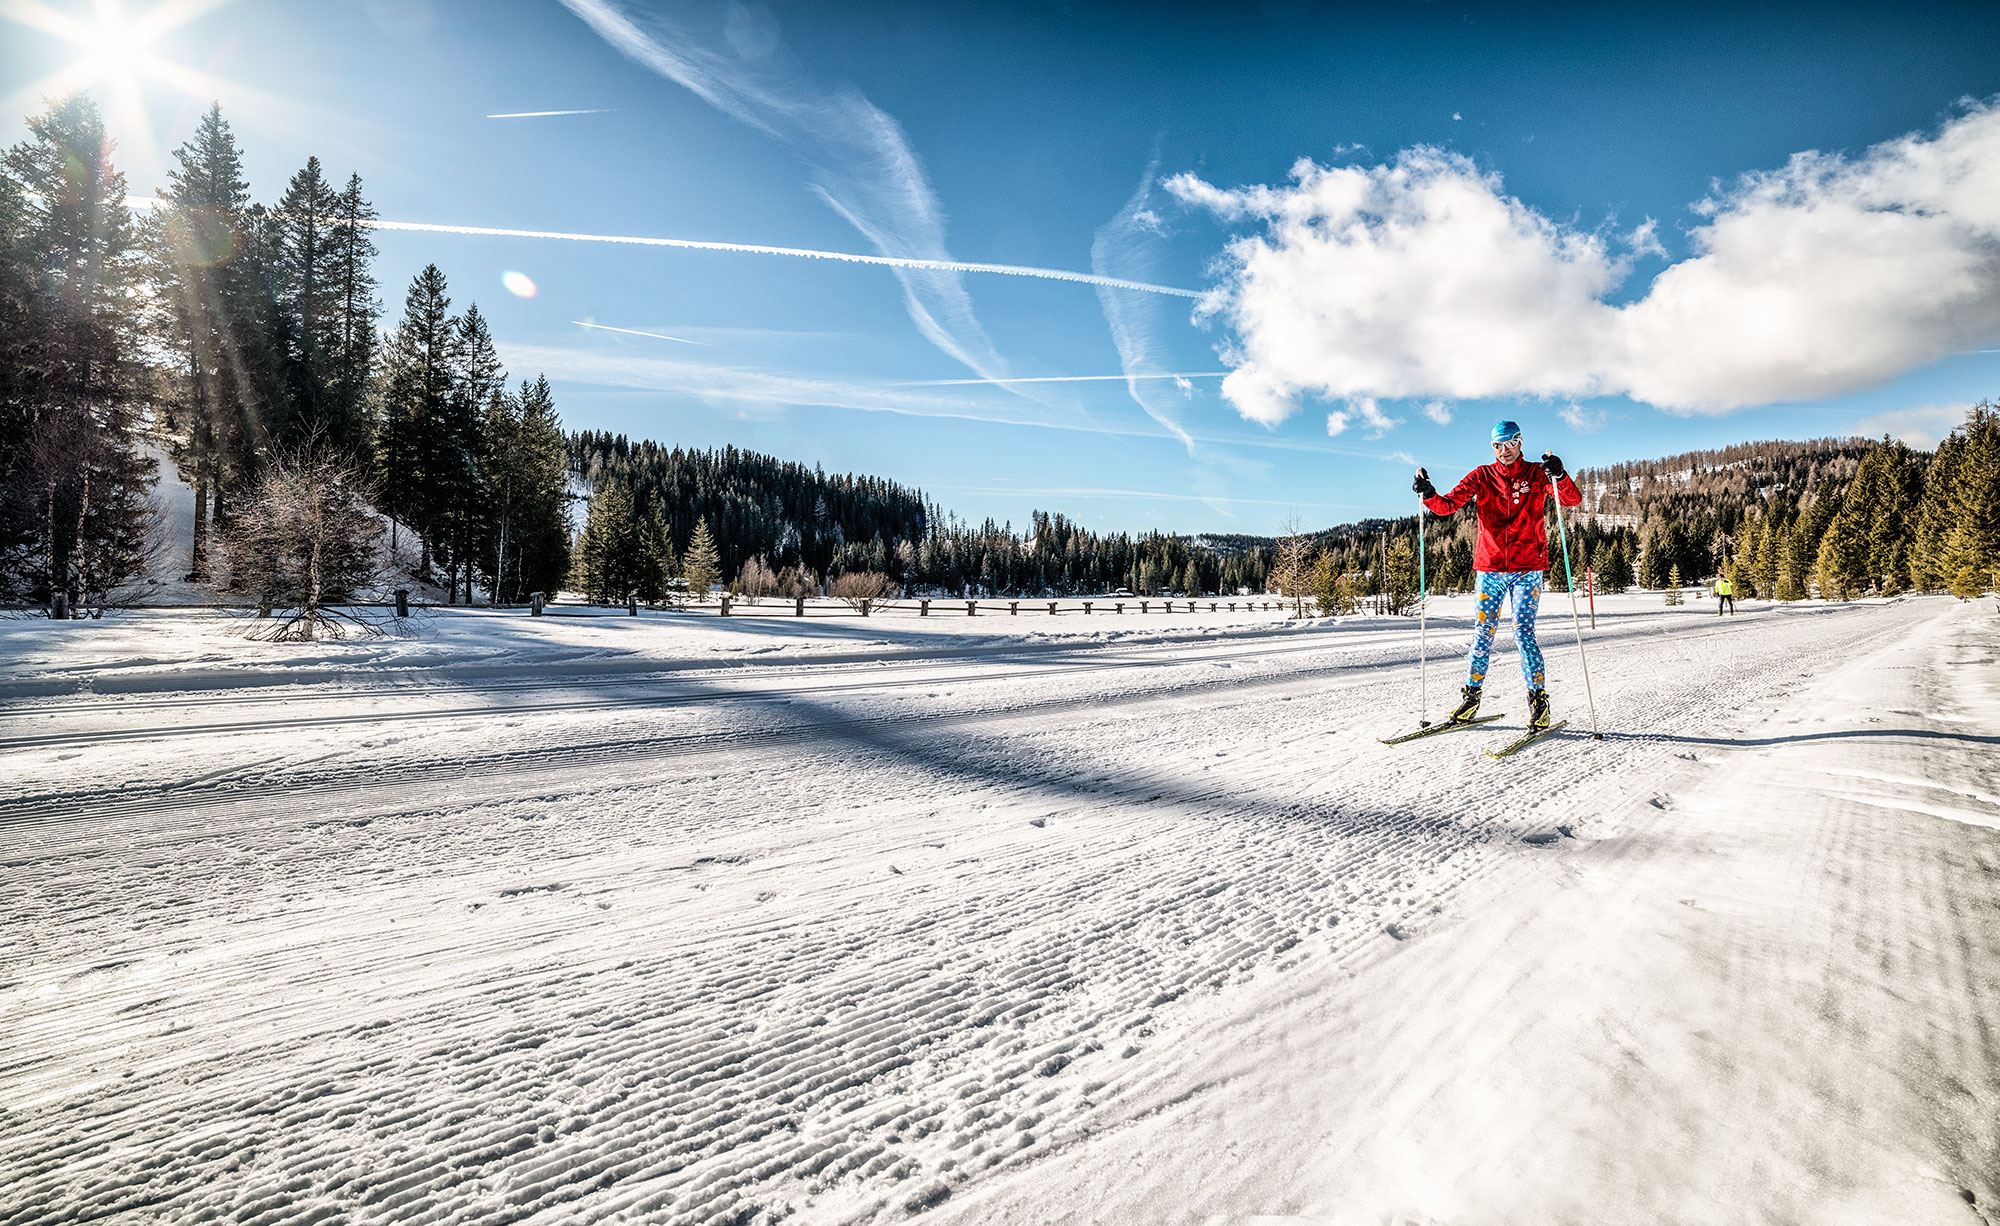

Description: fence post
[1115,602,1124,614]
[1209,602,1217,612]
[860,599,871,617]
[967,600,977,616]
[720,595,732,616]
[395,589,409,618]
[795,596,806,616]
[920,599,931,616]
[1083,601,1093,614]
[1009,601,1019,615]
[530,592,544,616]
[1141,600,1150,613]
[627,590,638,616]
[1047,601,1058,615]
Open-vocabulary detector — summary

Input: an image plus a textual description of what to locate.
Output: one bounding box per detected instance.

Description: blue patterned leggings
[1467,570,1546,691]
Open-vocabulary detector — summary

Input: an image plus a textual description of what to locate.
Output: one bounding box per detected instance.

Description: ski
[1378,713,1506,745]
[1488,720,1569,759]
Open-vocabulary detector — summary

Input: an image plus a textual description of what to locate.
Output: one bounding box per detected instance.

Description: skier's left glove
[1541,451,1566,479]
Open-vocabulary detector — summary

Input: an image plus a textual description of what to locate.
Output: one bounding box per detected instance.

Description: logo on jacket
[1512,478,1530,504]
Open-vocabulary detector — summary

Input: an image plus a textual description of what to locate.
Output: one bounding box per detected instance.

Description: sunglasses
[1492,439,1522,449]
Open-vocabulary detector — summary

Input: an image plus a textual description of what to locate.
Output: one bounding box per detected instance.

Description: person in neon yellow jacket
[1714,575,1734,616]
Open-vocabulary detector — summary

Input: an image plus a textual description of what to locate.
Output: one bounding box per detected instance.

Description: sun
[3,0,237,170]
[2,0,228,98]
[76,4,160,83]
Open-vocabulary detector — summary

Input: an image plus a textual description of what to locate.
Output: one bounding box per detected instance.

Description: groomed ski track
[3,597,1995,1224]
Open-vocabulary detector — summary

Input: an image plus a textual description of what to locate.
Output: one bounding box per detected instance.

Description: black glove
[1413,468,1437,499]
[1541,451,1566,479]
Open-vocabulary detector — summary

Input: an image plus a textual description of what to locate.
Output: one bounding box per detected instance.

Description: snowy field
[3,593,1997,1225]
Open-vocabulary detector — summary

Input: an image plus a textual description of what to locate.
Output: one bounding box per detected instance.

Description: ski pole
[1417,488,1430,727]
[1546,454,1602,739]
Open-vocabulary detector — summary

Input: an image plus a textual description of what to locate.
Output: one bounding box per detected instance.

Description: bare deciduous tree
[224,440,386,641]
[1270,511,1314,617]
[829,570,894,611]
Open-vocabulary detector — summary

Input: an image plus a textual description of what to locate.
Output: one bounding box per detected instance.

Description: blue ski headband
[1490,419,1522,443]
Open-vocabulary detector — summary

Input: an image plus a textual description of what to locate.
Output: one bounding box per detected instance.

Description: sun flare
[79,6,157,81]
[2,0,227,103]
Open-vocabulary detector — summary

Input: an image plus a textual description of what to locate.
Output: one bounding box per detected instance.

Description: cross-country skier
[1714,574,1735,615]
[1413,420,1582,733]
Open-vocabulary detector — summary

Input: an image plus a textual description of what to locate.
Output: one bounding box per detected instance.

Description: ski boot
[1527,688,1551,733]
[1450,684,1482,724]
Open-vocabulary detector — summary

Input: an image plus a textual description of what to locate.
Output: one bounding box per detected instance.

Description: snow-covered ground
[3,594,1996,1224]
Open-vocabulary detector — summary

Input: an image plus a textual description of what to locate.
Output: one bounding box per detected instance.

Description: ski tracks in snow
[1,599,1991,1224]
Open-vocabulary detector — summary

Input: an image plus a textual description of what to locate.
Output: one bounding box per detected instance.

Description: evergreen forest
[3,94,1996,619]
[0,96,572,613]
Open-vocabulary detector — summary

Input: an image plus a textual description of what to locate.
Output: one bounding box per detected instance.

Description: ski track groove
[0,602,1941,1225]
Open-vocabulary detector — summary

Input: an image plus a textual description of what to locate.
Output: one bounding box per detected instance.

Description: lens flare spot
[502,270,537,298]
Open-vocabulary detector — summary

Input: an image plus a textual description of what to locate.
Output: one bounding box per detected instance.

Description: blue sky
[5,0,1999,535]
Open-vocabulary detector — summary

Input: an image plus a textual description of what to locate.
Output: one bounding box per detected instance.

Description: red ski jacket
[1422,460,1582,573]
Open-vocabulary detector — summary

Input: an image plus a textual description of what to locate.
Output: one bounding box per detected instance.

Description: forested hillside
[0,95,575,620]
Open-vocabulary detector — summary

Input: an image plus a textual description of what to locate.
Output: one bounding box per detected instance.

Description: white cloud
[1347,395,1400,437]
[1851,402,1974,449]
[1170,101,2000,422]
[1326,411,1347,437]
[1559,402,1607,433]
[1422,399,1453,425]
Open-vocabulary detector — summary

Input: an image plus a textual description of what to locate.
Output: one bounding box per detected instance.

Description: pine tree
[1664,563,1684,605]
[329,172,378,460]
[376,264,454,574]
[1912,432,1962,591]
[1604,539,1632,593]
[641,502,678,603]
[274,156,342,452]
[508,375,571,601]
[1775,524,1809,601]
[149,102,263,580]
[568,482,639,603]
[1813,508,1866,601]
[0,96,157,608]
[1637,515,1674,589]
[1942,404,2000,594]
[436,303,500,602]
[681,516,720,601]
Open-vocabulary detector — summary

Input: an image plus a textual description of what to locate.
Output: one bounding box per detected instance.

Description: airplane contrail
[487,109,616,118]
[573,320,709,345]
[356,217,1203,298]
[898,372,1227,386]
